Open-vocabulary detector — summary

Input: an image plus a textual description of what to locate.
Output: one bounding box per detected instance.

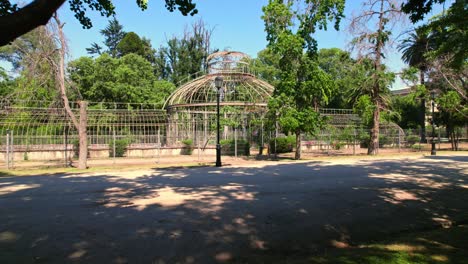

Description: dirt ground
[0,153,467,263]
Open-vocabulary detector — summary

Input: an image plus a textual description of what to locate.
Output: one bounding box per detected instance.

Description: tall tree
[398,27,434,142]
[50,14,89,169]
[0,24,60,101]
[349,0,403,155]
[262,0,344,160]
[116,32,145,57]
[87,17,126,57]
[68,53,176,107]
[157,19,213,84]
[0,0,198,46]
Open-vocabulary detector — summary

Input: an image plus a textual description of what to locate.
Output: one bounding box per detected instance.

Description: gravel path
[0,154,467,263]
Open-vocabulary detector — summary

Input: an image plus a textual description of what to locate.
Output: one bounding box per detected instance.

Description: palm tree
[398,27,434,143]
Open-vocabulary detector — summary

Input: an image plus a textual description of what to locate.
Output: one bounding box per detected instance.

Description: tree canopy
[0,0,198,46]
[262,0,345,159]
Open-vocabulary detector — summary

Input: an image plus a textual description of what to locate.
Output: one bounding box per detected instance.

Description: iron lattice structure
[164,51,275,146]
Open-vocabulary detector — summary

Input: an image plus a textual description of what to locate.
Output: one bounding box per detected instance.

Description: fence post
[6,129,10,169]
[11,130,14,169]
[64,126,68,167]
[438,128,441,150]
[398,129,401,153]
[113,128,116,165]
[353,128,356,155]
[234,127,238,158]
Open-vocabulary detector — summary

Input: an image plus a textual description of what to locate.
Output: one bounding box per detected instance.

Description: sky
[5,0,450,89]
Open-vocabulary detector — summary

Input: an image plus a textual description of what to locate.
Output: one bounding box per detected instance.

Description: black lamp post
[431,91,436,155]
[215,76,223,167]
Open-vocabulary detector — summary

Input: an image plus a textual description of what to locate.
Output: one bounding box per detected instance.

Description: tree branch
[0,0,66,46]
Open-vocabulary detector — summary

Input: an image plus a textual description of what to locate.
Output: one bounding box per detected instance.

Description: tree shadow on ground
[0,155,466,263]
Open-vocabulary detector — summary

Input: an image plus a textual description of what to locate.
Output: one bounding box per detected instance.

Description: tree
[423,1,467,70]
[0,23,60,101]
[0,66,14,97]
[401,0,448,22]
[86,18,125,57]
[116,32,146,57]
[249,48,281,87]
[318,48,361,109]
[262,0,344,160]
[435,91,467,150]
[349,0,403,155]
[68,53,176,107]
[100,17,126,57]
[398,27,434,142]
[156,19,213,84]
[50,14,89,169]
[0,0,198,46]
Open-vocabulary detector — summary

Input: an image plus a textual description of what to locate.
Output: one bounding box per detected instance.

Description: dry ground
[0,153,467,263]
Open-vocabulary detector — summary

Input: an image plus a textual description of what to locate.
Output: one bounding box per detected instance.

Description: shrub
[358,132,370,148]
[181,139,193,155]
[379,135,390,147]
[269,136,295,154]
[109,139,130,157]
[332,141,345,150]
[220,139,250,156]
[406,135,420,146]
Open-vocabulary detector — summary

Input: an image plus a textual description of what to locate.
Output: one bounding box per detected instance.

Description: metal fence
[2,100,464,169]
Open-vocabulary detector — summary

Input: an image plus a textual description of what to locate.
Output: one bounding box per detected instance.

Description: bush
[109,139,130,157]
[269,136,295,154]
[379,135,390,147]
[406,135,420,146]
[181,139,193,155]
[332,141,346,150]
[358,132,370,148]
[220,139,250,156]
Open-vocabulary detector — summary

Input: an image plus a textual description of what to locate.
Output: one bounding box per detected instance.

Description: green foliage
[109,139,130,157]
[249,48,281,87]
[269,135,295,154]
[391,93,422,129]
[181,139,193,155]
[155,20,212,84]
[0,66,14,97]
[116,32,145,57]
[406,135,420,146]
[379,134,390,147]
[220,139,250,156]
[58,0,196,30]
[87,18,126,57]
[318,48,359,108]
[68,53,176,107]
[353,95,375,128]
[262,0,344,159]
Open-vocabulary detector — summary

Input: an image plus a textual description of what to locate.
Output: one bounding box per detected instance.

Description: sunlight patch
[0,184,40,195]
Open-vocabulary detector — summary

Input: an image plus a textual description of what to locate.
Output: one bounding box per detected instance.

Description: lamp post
[215,76,223,167]
[431,91,436,155]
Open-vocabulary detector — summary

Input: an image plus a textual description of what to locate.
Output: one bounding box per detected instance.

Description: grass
[307,225,468,264]
[0,162,213,177]
[233,225,468,264]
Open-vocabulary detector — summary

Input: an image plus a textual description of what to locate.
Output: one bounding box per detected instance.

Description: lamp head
[214,76,223,90]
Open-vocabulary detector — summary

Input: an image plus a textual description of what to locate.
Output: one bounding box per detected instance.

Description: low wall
[0,144,218,162]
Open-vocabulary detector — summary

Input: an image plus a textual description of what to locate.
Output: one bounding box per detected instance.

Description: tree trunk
[78,101,88,169]
[52,14,88,169]
[368,103,380,155]
[419,70,427,143]
[367,0,384,156]
[295,130,301,160]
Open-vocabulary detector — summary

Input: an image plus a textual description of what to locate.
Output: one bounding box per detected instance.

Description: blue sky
[5,0,450,89]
